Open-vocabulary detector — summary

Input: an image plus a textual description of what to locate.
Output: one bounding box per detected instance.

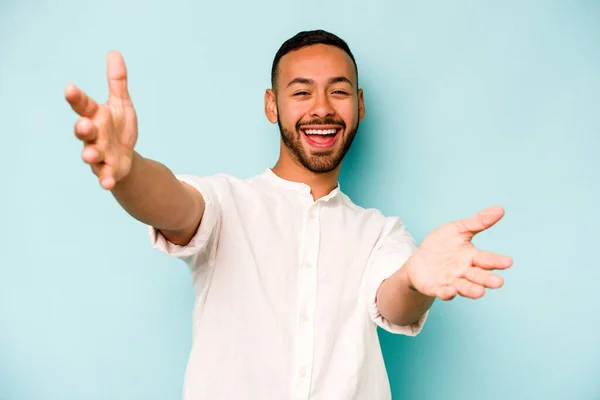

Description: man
[65,30,513,400]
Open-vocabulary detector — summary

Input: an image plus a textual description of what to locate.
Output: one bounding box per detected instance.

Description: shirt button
[304,261,311,269]
[301,313,309,322]
[299,366,307,377]
[307,210,314,220]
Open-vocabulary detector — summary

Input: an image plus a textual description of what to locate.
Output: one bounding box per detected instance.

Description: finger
[82,145,104,165]
[98,164,115,190]
[464,267,504,289]
[458,205,505,236]
[454,278,485,299]
[90,163,102,176]
[437,286,458,301]
[64,83,99,118]
[74,118,98,142]
[106,50,131,102]
[472,249,513,270]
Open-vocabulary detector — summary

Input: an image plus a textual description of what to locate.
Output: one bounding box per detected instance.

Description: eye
[332,90,350,95]
[293,91,310,97]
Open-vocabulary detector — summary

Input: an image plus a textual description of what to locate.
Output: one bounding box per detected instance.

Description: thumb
[106,50,131,101]
[460,205,505,236]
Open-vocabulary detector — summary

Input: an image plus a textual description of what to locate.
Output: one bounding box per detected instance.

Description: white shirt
[149,168,428,400]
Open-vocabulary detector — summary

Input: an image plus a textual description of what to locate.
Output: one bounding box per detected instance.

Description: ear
[264,89,278,124]
[358,88,366,122]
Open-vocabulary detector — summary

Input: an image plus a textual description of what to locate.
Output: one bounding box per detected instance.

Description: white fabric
[149,169,428,400]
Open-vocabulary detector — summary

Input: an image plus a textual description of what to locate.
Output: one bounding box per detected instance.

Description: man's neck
[271,157,340,201]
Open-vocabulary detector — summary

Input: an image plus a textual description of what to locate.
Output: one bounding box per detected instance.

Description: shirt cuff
[148,175,220,260]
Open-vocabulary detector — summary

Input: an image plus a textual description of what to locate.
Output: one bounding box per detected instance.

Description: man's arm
[65,50,204,246]
[376,256,434,326]
[111,151,205,246]
[376,207,513,325]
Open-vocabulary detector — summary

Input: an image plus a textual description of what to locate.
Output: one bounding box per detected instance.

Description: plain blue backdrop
[1,0,599,399]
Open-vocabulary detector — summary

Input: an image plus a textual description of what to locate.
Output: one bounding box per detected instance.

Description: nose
[309,92,334,118]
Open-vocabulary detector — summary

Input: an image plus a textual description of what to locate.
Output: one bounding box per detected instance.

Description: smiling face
[265,44,365,174]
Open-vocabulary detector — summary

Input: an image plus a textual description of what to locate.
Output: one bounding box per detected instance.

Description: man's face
[266,44,365,174]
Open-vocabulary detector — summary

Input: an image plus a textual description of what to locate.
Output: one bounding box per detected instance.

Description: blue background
[1,0,599,399]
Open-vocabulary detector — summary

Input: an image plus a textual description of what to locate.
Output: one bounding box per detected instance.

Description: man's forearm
[111,151,204,243]
[376,255,435,326]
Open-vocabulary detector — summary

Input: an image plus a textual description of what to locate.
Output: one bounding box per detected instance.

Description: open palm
[407,206,513,301]
[65,50,138,190]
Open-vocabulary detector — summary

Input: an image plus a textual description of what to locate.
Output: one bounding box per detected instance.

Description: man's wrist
[400,255,418,292]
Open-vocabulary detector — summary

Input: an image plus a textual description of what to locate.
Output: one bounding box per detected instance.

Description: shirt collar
[262,168,341,201]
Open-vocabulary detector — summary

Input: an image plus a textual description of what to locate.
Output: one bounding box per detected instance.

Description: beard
[277,111,360,174]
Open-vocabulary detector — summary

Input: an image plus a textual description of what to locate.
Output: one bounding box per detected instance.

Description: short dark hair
[271,29,358,91]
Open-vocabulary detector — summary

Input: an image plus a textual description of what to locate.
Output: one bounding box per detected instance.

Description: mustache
[296,118,346,131]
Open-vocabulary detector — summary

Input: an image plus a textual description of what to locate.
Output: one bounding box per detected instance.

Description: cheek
[336,101,359,125]
[279,101,308,127]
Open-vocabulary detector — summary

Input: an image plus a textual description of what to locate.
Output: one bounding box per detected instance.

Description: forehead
[277,44,357,86]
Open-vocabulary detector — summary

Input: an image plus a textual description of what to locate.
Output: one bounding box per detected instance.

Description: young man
[65,30,513,400]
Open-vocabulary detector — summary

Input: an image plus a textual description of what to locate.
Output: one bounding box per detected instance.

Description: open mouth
[300,127,342,148]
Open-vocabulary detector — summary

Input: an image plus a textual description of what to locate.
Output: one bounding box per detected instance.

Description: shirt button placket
[292,204,320,400]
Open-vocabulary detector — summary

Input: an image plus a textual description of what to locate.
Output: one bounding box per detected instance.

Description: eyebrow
[286,76,354,88]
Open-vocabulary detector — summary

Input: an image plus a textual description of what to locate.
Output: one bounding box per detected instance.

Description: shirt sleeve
[148,174,222,264]
[364,217,429,336]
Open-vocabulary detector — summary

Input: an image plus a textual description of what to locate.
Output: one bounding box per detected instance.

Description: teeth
[304,129,337,135]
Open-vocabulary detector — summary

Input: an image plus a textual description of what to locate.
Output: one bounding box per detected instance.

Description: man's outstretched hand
[406,206,513,301]
[65,50,138,190]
